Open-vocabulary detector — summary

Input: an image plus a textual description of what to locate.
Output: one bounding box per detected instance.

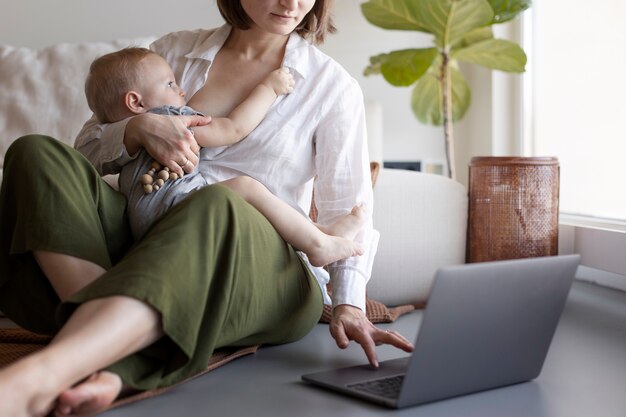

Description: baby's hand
[262,68,295,96]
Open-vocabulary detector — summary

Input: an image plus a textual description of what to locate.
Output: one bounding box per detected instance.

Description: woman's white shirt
[75,25,379,312]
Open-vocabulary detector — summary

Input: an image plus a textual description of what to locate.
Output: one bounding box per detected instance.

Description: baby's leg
[220,177,365,267]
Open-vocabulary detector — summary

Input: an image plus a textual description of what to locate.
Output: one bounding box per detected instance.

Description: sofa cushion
[367,168,468,306]
[0,37,155,182]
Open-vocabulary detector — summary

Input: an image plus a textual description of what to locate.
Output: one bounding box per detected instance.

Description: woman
[0,1,413,415]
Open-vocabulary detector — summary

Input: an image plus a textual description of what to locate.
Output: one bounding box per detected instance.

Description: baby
[85,47,365,266]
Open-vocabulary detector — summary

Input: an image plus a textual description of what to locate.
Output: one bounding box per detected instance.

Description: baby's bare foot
[318,205,367,240]
[55,371,123,416]
[307,236,364,267]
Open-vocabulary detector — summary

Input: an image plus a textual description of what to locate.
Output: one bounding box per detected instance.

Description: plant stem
[440,51,456,180]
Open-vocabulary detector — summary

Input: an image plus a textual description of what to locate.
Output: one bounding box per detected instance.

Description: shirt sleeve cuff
[100,118,137,166]
[328,267,367,312]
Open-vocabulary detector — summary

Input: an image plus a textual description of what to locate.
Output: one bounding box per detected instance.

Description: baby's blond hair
[85,47,156,123]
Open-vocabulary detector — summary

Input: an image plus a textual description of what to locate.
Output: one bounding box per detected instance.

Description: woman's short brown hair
[216,0,336,45]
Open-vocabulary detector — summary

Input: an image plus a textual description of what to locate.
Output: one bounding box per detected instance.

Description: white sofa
[0,38,468,307]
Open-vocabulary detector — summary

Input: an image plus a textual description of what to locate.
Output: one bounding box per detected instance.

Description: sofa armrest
[368,168,468,306]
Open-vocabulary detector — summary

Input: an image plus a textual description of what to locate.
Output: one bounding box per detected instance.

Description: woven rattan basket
[467,157,560,263]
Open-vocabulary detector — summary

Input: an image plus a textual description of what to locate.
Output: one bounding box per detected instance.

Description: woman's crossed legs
[0,137,322,416]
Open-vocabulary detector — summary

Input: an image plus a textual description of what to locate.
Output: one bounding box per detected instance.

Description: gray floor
[90,280,625,417]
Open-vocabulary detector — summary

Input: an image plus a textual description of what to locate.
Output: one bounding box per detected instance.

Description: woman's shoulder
[150,27,220,57]
[288,36,356,89]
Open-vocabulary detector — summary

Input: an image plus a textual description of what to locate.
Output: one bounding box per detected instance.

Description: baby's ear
[125,91,146,114]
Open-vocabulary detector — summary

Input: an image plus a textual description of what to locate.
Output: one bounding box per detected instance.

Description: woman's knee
[165,184,263,230]
[4,135,100,190]
[191,183,242,207]
[4,135,65,175]
[6,134,59,157]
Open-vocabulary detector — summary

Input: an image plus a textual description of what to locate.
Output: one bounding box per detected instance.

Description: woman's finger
[181,159,193,174]
[164,159,184,177]
[187,148,199,166]
[352,331,379,368]
[163,134,195,176]
[179,155,196,174]
[329,321,350,349]
[378,329,414,352]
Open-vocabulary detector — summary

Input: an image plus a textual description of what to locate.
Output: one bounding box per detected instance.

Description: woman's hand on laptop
[330,305,414,368]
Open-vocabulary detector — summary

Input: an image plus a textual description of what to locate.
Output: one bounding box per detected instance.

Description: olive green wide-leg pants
[0,135,323,389]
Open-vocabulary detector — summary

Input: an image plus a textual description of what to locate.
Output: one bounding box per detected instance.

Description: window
[529,0,626,222]
[525,1,626,290]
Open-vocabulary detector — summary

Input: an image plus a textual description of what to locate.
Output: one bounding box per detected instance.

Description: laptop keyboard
[348,375,405,399]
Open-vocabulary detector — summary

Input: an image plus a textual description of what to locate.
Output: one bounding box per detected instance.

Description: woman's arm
[74,110,210,177]
[313,78,375,311]
[74,115,134,176]
[190,68,294,148]
[313,78,413,366]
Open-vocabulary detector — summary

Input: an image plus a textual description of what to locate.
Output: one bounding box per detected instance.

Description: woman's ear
[125,91,146,114]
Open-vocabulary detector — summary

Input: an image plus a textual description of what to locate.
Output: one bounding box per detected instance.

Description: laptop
[302,254,580,409]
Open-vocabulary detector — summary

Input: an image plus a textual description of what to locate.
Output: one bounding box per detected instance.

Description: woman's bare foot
[55,371,123,416]
[305,205,367,267]
[317,205,367,240]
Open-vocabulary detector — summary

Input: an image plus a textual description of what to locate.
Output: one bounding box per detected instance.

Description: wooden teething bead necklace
[140,160,181,194]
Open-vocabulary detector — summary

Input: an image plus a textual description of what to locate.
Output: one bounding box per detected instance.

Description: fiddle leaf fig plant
[362,0,531,179]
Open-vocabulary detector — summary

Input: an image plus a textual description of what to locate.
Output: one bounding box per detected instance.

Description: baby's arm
[192,68,294,147]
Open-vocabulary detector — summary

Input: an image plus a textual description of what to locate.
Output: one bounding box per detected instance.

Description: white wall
[0,0,224,46]
[1,0,511,182]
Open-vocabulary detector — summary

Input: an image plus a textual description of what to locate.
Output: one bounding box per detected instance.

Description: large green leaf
[365,48,438,86]
[411,65,471,125]
[449,67,471,122]
[453,39,526,72]
[487,0,531,23]
[361,0,431,32]
[414,0,494,48]
[410,72,441,125]
[455,27,494,50]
